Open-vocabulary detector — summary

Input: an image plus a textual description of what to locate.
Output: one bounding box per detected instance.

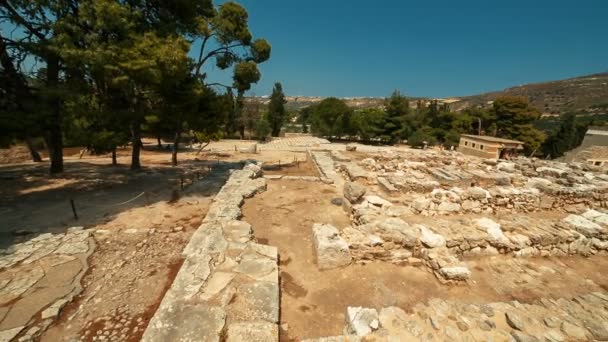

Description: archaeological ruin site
[2,136,608,341]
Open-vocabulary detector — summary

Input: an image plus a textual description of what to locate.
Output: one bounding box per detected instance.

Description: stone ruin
[142,162,280,341]
[306,147,608,340]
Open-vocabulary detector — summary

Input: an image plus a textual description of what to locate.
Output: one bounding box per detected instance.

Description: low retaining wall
[142,163,280,342]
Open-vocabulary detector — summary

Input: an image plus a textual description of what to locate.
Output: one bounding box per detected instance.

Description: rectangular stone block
[312,224,352,270]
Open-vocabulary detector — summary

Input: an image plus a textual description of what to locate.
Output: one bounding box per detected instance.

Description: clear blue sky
[203,0,608,98]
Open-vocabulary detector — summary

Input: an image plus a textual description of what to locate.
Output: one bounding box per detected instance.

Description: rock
[511,330,539,342]
[537,167,567,178]
[378,307,408,333]
[378,177,397,192]
[346,307,379,336]
[384,205,412,217]
[417,225,446,248]
[344,182,366,203]
[466,187,490,200]
[346,144,357,152]
[411,198,431,212]
[225,322,278,342]
[438,266,471,280]
[141,305,226,342]
[437,202,461,213]
[365,195,393,207]
[235,281,279,323]
[462,200,481,211]
[582,209,608,225]
[539,196,554,209]
[0,327,24,342]
[331,198,344,206]
[543,317,560,328]
[544,330,565,342]
[497,162,516,173]
[560,321,588,340]
[505,311,525,331]
[243,162,263,178]
[563,214,602,237]
[475,218,509,246]
[312,224,351,270]
[583,319,608,340]
[41,298,69,319]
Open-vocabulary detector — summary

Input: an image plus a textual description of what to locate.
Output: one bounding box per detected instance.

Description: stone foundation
[142,163,279,342]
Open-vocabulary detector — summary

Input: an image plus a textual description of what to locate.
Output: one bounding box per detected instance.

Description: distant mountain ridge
[459,72,608,116]
[248,72,608,115]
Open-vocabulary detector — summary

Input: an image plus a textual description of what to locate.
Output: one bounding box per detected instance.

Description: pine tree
[268,82,287,137]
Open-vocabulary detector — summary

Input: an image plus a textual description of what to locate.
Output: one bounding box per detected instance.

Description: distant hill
[457,72,608,116]
[250,96,386,112]
[249,72,608,115]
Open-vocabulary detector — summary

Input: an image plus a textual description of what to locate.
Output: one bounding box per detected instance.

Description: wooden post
[70,199,78,220]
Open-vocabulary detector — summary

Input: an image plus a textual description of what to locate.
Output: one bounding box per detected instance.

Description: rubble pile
[303,292,608,341]
[338,150,608,216]
[317,178,608,282]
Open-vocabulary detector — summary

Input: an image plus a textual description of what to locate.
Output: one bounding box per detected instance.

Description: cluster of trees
[301,92,548,155]
[541,113,591,159]
[0,0,271,173]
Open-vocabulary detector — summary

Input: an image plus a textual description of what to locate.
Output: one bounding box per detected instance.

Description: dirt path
[243,180,608,341]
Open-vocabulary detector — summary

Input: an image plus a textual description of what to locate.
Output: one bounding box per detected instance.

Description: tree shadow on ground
[0,159,247,249]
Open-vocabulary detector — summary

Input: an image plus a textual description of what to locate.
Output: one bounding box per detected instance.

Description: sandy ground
[242,179,608,341]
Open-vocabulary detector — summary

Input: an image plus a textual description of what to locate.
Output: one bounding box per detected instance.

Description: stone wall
[142,163,280,342]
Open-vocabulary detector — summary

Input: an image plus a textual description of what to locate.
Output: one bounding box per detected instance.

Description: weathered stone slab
[344,182,366,203]
[141,304,226,342]
[346,307,379,336]
[312,224,351,270]
[226,321,279,342]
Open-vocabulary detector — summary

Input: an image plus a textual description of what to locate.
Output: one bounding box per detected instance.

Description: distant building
[458,135,524,159]
[562,126,608,167]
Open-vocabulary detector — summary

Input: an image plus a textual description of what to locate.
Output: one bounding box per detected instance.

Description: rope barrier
[83,191,147,208]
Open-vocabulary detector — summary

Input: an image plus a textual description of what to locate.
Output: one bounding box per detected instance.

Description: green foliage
[542,113,589,158]
[383,90,410,142]
[351,109,387,141]
[255,116,271,140]
[490,96,545,154]
[267,82,286,137]
[310,98,353,138]
[1,0,271,169]
[407,127,437,147]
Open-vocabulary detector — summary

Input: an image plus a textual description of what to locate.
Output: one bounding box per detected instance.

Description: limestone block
[563,214,602,237]
[377,177,397,192]
[417,225,446,248]
[346,307,379,336]
[225,321,278,342]
[438,266,471,280]
[344,182,366,203]
[312,224,352,270]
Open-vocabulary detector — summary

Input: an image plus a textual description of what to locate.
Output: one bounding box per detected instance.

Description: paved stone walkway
[0,227,94,341]
[142,163,280,341]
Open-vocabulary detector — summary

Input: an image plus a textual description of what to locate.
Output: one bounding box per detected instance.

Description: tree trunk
[130,120,141,170]
[46,55,63,174]
[171,129,181,167]
[111,147,117,166]
[157,136,162,148]
[25,137,42,162]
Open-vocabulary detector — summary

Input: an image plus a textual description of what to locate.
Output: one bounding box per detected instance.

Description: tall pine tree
[268,82,286,137]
